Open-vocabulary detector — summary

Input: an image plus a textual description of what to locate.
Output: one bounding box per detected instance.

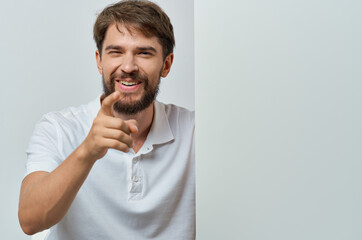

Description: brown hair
[93,0,175,59]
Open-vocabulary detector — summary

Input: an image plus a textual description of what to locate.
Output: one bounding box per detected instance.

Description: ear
[95,50,103,75]
[161,53,174,78]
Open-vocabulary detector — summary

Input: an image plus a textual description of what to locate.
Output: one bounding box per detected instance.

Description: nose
[120,53,138,73]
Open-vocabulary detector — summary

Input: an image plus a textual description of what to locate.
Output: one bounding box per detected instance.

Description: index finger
[99,91,120,116]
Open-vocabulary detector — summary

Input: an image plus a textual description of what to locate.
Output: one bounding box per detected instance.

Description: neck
[113,102,154,153]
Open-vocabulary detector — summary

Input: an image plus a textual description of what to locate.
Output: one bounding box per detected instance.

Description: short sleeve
[25,115,62,177]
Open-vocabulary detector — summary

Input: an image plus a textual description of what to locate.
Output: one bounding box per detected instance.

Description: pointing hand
[81,91,139,162]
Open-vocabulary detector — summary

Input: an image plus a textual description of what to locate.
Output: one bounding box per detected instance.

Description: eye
[107,49,123,55]
[139,51,152,56]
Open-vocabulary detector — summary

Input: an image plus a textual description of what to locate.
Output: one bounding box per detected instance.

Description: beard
[102,71,160,115]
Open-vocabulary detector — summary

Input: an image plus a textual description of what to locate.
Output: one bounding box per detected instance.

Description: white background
[0,0,193,239]
[196,0,362,239]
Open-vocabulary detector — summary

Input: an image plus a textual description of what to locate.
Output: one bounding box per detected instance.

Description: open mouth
[117,80,142,86]
[115,79,142,92]
[119,80,141,86]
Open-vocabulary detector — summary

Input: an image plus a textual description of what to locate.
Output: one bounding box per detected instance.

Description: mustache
[111,72,148,82]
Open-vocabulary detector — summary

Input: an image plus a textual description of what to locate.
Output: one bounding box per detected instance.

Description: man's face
[96,24,173,115]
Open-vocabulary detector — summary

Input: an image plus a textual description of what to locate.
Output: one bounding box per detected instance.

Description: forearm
[18,144,95,235]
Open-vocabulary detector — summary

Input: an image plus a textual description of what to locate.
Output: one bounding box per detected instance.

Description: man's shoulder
[156,101,194,124]
[39,97,100,130]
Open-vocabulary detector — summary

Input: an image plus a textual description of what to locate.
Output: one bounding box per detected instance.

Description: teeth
[120,81,138,86]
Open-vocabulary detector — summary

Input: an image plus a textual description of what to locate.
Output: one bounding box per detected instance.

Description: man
[18,1,195,239]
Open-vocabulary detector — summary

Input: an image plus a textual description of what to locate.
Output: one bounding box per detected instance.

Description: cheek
[103,59,121,75]
[141,61,164,77]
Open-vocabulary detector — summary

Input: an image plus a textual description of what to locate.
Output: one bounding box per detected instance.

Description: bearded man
[18,1,195,239]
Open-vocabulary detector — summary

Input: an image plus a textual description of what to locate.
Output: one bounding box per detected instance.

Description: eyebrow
[104,45,124,51]
[104,45,157,53]
[136,46,157,53]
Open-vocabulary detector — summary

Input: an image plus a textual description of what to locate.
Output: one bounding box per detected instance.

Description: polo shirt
[25,96,195,240]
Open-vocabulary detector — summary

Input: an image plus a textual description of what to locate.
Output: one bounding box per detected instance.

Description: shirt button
[133,158,137,164]
[132,175,139,182]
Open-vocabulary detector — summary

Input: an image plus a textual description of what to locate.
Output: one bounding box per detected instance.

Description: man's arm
[18,146,96,235]
[18,91,138,235]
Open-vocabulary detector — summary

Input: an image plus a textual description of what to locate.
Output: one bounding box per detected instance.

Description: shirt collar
[87,94,102,121]
[147,100,174,146]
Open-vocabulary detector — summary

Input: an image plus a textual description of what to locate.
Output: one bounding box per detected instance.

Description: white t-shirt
[25,97,195,240]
